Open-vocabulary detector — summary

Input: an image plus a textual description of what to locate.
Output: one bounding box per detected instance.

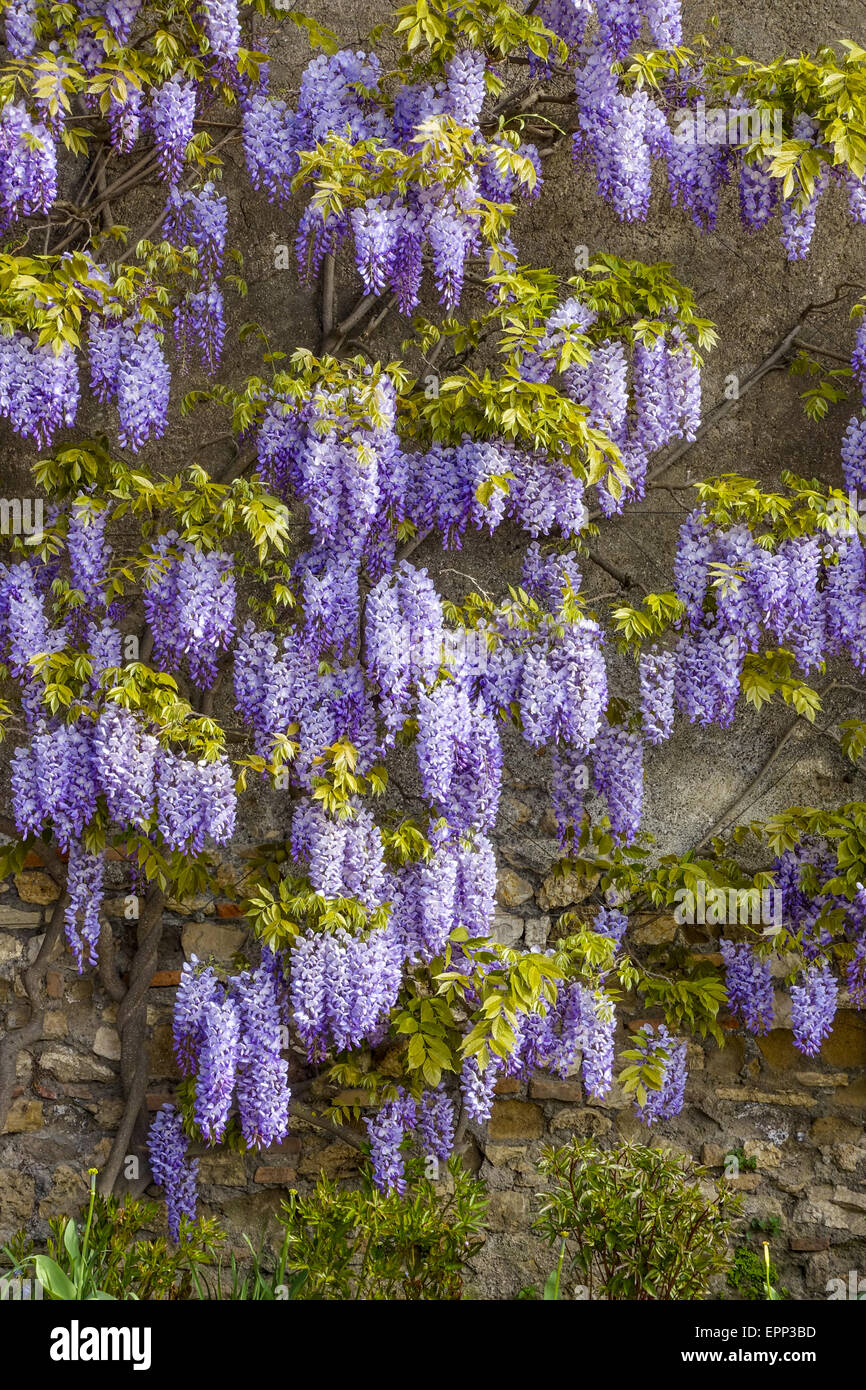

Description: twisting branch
[290,1101,366,1152]
[320,252,336,340]
[320,291,381,355]
[99,884,167,1195]
[0,894,66,1134]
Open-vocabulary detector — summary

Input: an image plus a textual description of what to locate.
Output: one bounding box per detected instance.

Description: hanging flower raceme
[174,283,226,372]
[144,535,236,688]
[779,115,829,261]
[88,314,171,451]
[0,102,57,228]
[365,562,443,739]
[232,956,292,1148]
[574,41,669,224]
[630,1024,687,1123]
[521,543,583,615]
[364,1089,417,1194]
[416,678,503,833]
[460,1053,502,1124]
[389,838,460,962]
[172,953,291,1149]
[639,648,675,744]
[841,415,866,494]
[155,749,236,853]
[289,924,403,1060]
[104,0,143,44]
[147,1105,198,1241]
[92,705,158,829]
[257,374,398,557]
[108,85,142,154]
[551,742,589,845]
[194,997,242,1143]
[64,841,105,973]
[791,960,838,1056]
[416,1085,457,1161]
[67,499,112,607]
[234,624,378,781]
[202,0,241,63]
[164,183,228,279]
[11,721,99,849]
[518,617,608,751]
[0,332,79,446]
[537,980,616,1096]
[0,562,67,701]
[149,73,197,185]
[720,938,774,1035]
[453,835,498,937]
[591,719,644,845]
[665,77,730,231]
[402,438,511,547]
[738,154,778,231]
[4,0,37,57]
[290,797,387,910]
[173,958,222,1073]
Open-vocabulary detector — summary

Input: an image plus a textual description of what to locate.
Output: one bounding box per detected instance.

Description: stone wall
[2,822,865,1300]
[1,0,866,1300]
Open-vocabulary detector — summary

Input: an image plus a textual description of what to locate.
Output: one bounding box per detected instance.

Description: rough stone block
[632,915,678,945]
[523,916,551,950]
[182,920,247,961]
[94,1026,121,1060]
[1,1098,43,1133]
[496,868,534,908]
[253,1166,297,1185]
[715,1086,816,1107]
[39,1164,88,1219]
[199,1153,247,1186]
[529,1076,582,1102]
[488,1100,544,1139]
[40,1048,114,1083]
[0,1170,35,1232]
[487,1190,529,1231]
[490,912,523,948]
[13,871,60,905]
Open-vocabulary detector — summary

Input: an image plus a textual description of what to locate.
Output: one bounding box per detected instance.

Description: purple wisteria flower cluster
[243,47,539,311]
[147,1104,198,1241]
[630,1023,687,1123]
[790,961,838,1057]
[0,101,57,228]
[144,534,236,687]
[668,495,866,732]
[363,1084,457,1193]
[173,952,292,1147]
[88,315,171,451]
[289,924,403,1060]
[841,316,866,495]
[148,73,197,186]
[234,623,378,780]
[290,797,387,910]
[0,333,78,447]
[165,182,229,370]
[562,11,862,257]
[720,938,774,1035]
[64,840,106,972]
[9,706,236,909]
[516,295,701,517]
